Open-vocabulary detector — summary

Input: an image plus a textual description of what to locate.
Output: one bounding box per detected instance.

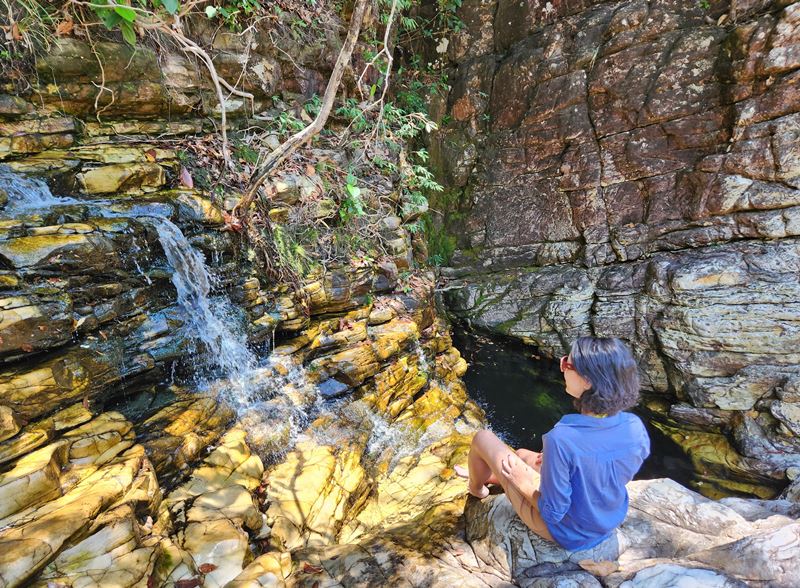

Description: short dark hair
[570,337,640,416]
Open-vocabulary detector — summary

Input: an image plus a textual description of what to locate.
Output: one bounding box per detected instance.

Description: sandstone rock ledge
[463,477,800,588]
[269,476,799,588]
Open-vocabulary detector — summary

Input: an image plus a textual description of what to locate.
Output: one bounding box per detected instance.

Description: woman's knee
[472,429,507,457]
[473,429,498,445]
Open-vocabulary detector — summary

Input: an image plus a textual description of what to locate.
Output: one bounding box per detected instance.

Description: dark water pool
[452,327,696,486]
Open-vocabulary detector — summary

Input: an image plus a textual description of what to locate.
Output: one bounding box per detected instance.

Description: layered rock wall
[0,22,483,586]
[433,0,800,495]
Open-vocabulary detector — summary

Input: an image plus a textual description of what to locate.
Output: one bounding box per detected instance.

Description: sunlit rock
[142,395,235,477]
[77,162,166,194]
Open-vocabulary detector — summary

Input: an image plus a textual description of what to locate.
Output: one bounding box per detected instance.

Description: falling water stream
[152,217,259,410]
[0,166,79,213]
[0,167,457,468]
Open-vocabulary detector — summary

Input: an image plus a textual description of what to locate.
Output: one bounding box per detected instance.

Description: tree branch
[233,0,371,219]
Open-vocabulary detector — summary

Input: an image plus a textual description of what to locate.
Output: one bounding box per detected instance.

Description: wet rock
[0,293,73,358]
[0,312,183,422]
[239,401,300,458]
[171,189,226,225]
[317,378,351,399]
[653,420,784,498]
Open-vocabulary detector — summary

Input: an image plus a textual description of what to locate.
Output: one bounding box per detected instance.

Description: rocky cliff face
[432,0,800,497]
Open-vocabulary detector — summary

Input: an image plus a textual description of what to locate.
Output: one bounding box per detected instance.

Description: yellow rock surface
[77,162,165,194]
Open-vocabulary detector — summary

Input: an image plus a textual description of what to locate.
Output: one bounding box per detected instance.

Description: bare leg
[500,453,540,501]
[458,430,556,543]
[504,486,556,543]
[457,444,539,484]
[464,429,516,498]
[454,464,500,485]
[515,448,542,472]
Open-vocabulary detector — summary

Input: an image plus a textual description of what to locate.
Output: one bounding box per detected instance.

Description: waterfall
[152,217,258,410]
[0,166,314,423]
[0,165,78,213]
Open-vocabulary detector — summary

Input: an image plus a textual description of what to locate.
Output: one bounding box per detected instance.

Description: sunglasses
[560,356,576,372]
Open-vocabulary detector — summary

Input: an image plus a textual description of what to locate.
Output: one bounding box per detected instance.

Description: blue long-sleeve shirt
[537,412,650,551]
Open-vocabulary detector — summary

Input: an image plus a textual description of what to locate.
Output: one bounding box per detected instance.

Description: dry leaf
[221,210,244,233]
[198,563,218,574]
[577,559,618,576]
[82,396,90,409]
[302,563,323,574]
[38,325,47,331]
[21,343,33,352]
[55,19,74,36]
[11,23,22,41]
[174,579,201,588]
[179,166,194,188]
[144,149,157,162]
[306,163,316,176]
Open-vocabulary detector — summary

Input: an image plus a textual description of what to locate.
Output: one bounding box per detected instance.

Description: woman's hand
[500,453,538,501]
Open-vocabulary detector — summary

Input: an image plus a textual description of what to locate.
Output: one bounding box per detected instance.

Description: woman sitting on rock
[456,336,650,551]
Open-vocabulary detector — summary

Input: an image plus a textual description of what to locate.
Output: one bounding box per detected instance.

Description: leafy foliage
[340,173,366,222]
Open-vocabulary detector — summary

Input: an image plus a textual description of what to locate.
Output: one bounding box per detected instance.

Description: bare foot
[468,483,490,499]
[455,465,490,498]
[500,453,538,498]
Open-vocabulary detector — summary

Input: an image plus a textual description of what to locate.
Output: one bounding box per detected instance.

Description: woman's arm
[499,453,539,501]
[536,434,573,526]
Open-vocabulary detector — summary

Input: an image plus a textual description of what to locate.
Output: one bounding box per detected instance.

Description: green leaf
[205,5,218,17]
[97,7,123,30]
[162,0,180,14]
[114,5,137,22]
[120,20,136,45]
[346,184,361,199]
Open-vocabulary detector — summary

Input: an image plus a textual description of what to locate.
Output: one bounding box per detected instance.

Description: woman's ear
[576,375,593,396]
